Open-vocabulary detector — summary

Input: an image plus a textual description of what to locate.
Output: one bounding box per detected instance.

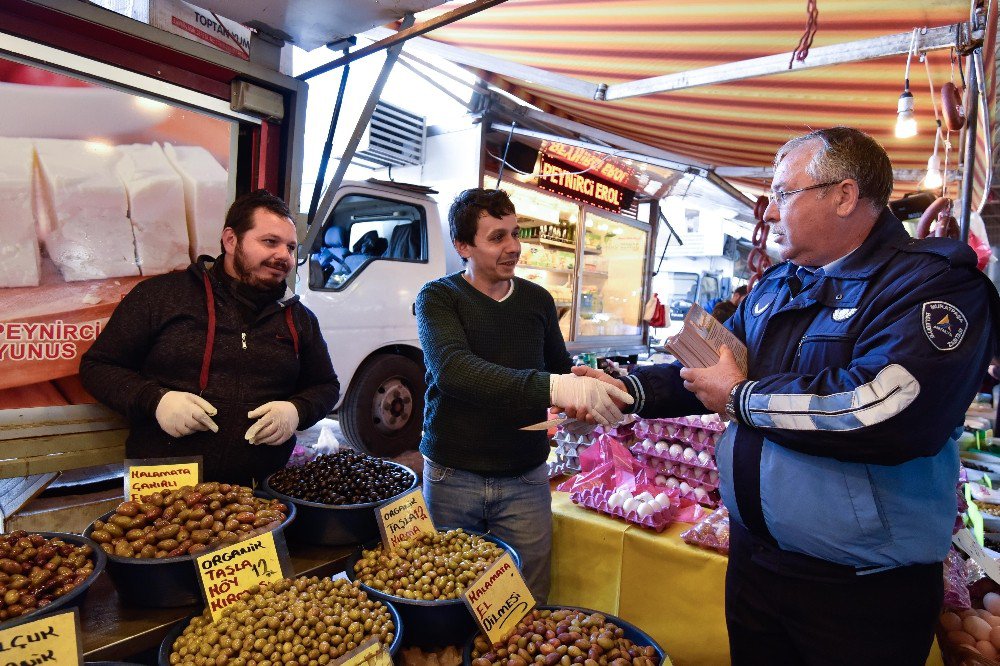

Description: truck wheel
[339,354,425,457]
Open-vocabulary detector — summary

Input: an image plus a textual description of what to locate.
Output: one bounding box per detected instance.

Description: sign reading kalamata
[536,154,634,213]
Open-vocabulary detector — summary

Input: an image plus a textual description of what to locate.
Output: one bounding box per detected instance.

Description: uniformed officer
[575,127,1000,665]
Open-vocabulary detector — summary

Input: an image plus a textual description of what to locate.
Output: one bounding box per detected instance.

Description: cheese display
[0,140,229,288]
[115,143,189,274]
[0,138,40,287]
[34,138,139,281]
[164,143,229,260]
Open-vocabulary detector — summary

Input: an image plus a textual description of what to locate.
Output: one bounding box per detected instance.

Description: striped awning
[410,0,994,199]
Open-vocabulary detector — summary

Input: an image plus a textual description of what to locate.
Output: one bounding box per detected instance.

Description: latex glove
[566,366,633,425]
[549,373,633,426]
[155,391,219,438]
[245,401,299,446]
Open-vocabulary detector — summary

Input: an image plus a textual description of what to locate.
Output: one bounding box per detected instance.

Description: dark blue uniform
[623,210,1000,664]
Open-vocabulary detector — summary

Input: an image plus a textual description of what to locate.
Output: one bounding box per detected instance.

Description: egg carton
[633,427,719,453]
[680,506,730,555]
[630,441,717,471]
[547,460,579,479]
[650,476,720,505]
[570,488,673,532]
[555,441,591,456]
[642,458,720,486]
[634,415,725,440]
[649,468,720,493]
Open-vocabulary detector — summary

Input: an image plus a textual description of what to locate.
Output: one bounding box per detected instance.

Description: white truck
[297,178,463,457]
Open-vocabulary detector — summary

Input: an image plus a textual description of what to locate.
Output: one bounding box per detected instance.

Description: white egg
[654,474,667,486]
[622,497,639,513]
[700,414,714,425]
[679,482,692,494]
[709,471,719,483]
[635,491,654,503]
[669,443,684,457]
[636,502,653,518]
[652,423,663,435]
[665,424,677,436]
[646,499,662,513]
[665,477,680,489]
[607,493,623,509]
[694,487,709,501]
[654,492,670,506]
[654,440,670,453]
[682,447,696,461]
[642,438,655,449]
[692,467,706,480]
[698,451,713,466]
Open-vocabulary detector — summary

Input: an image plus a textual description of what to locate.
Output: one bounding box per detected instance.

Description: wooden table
[81,543,355,662]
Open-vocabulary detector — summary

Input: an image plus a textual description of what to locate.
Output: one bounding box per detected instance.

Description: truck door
[298,186,440,456]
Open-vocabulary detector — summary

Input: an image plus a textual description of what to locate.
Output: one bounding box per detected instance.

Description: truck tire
[339,354,425,457]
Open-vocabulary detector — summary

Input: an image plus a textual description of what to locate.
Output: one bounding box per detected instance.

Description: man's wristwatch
[724,382,741,421]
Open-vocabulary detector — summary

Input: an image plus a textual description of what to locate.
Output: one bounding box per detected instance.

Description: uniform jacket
[80,257,340,486]
[625,210,1000,569]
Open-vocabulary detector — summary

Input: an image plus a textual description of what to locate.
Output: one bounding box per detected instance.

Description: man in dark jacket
[81,190,340,486]
[710,285,747,323]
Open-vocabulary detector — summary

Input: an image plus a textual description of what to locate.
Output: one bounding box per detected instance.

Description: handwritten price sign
[463,552,535,645]
[124,457,201,502]
[376,489,436,551]
[195,531,287,622]
[0,609,82,665]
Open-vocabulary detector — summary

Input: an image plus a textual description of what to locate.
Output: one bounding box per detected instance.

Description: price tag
[462,552,535,646]
[330,636,392,666]
[954,527,1000,584]
[195,531,289,622]
[124,457,201,502]
[376,488,436,551]
[0,609,82,664]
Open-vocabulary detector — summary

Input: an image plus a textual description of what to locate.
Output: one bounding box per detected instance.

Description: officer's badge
[832,308,857,322]
[752,294,775,317]
[921,301,967,351]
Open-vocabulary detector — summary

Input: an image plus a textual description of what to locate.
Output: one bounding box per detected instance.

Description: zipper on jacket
[241,332,247,350]
[795,334,855,361]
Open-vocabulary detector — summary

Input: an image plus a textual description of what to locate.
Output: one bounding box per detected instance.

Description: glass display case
[485,176,650,349]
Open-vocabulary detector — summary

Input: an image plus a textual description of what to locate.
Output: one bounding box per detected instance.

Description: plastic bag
[643,293,666,328]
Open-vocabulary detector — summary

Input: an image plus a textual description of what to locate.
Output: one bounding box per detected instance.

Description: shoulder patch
[921,301,968,351]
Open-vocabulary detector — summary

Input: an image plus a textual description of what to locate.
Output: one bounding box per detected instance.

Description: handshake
[550,367,633,426]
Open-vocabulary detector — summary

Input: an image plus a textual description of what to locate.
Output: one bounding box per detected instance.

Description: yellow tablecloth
[549,491,945,666]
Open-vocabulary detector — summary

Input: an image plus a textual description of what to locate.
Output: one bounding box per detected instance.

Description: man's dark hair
[448,188,516,250]
[775,127,894,213]
[220,189,293,253]
[733,285,748,297]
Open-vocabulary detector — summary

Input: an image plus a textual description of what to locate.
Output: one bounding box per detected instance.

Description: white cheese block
[163,144,228,260]
[34,139,138,281]
[115,143,188,274]
[0,138,40,287]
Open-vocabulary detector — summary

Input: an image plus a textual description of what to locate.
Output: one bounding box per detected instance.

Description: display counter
[81,543,354,662]
[549,491,946,666]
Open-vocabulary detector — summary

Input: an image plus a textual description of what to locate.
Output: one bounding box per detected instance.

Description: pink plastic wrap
[943,547,972,611]
[680,506,731,555]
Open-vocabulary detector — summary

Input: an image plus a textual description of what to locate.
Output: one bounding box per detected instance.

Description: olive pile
[353,528,505,600]
[0,532,96,622]
[269,452,414,505]
[90,482,287,559]
[168,576,395,666]
[470,609,661,666]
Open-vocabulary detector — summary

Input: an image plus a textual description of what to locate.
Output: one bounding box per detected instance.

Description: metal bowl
[345,529,521,649]
[461,606,668,665]
[0,531,106,630]
[84,491,295,607]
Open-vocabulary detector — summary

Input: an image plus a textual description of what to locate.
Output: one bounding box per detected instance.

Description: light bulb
[895,91,917,139]
[923,153,943,190]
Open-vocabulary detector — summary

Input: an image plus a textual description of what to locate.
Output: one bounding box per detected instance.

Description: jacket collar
[192,255,299,308]
[758,209,908,309]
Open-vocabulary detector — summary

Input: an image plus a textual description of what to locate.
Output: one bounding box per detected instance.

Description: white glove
[245,401,299,446]
[155,391,219,438]
[549,374,633,426]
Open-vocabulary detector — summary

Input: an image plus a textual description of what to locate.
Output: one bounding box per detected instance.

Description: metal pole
[301,13,415,255]
[959,51,981,243]
[307,51,351,225]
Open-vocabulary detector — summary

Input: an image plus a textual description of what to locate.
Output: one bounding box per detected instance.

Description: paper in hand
[665,303,748,373]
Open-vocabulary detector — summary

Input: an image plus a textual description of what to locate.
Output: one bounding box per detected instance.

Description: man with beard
[81,190,340,485]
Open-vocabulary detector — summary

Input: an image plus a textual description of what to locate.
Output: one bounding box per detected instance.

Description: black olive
[269,452,414,506]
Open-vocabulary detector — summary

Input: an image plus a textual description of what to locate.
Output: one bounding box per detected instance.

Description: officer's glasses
[768,180,842,207]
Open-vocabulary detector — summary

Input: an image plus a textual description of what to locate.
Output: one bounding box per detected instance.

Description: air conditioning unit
[353,101,426,169]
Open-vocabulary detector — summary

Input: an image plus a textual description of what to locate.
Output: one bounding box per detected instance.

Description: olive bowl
[461,606,668,666]
[0,532,106,631]
[345,529,521,649]
[262,460,417,546]
[157,595,403,665]
[84,491,295,608]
